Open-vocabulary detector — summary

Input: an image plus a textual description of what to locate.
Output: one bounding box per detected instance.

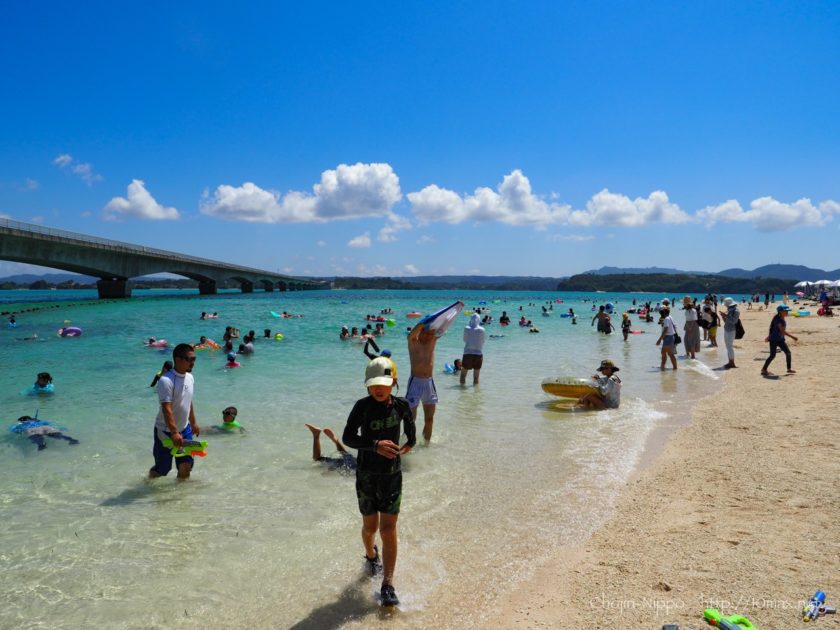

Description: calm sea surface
[0,289,736,629]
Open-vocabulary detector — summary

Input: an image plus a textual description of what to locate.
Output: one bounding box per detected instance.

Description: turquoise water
[0,289,734,629]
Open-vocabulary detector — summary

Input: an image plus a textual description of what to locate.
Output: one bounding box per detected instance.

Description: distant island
[0,265,824,293]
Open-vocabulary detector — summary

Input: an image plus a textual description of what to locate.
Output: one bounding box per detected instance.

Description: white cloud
[72,163,103,185]
[0,212,11,219]
[403,264,420,275]
[549,234,595,242]
[103,180,180,221]
[408,170,570,227]
[316,240,326,247]
[22,178,39,191]
[355,263,389,276]
[53,153,102,185]
[697,196,840,232]
[347,232,372,248]
[201,162,402,223]
[378,213,412,242]
[569,189,690,227]
[416,235,436,245]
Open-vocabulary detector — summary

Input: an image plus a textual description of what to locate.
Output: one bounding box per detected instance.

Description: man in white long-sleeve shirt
[460,313,486,386]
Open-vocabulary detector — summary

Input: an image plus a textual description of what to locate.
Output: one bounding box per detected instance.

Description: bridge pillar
[198,280,217,295]
[97,278,131,299]
[263,284,274,292]
[241,281,253,294]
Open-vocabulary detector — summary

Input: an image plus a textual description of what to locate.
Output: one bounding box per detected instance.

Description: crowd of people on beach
[8,289,809,610]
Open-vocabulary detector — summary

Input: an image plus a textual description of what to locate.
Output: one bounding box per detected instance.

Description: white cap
[365,357,394,388]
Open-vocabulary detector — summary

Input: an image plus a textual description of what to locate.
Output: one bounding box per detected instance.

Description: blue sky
[1,1,839,278]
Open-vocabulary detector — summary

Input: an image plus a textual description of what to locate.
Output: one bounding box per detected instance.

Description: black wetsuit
[342,396,416,515]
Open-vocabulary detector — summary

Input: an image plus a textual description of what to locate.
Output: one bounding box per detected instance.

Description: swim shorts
[662,334,676,349]
[405,376,438,409]
[151,424,195,476]
[356,470,402,515]
[461,354,483,370]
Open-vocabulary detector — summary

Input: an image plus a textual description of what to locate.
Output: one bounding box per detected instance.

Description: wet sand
[491,303,840,628]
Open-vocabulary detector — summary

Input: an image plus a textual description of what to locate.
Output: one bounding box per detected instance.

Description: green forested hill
[555,273,794,293]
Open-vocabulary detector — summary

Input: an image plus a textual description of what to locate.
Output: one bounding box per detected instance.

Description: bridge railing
[1,217,314,282]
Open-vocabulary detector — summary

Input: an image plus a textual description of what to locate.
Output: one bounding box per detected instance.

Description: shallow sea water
[0,289,733,629]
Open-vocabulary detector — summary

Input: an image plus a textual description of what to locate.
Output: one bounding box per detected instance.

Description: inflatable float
[58,326,82,337]
[541,377,599,399]
[145,339,168,348]
[406,311,422,319]
[792,310,811,317]
[419,301,465,337]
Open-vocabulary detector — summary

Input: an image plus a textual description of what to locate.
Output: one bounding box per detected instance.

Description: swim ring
[146,339,168,348]
[58,326,82,337]
[406,312,422,319]
[274,333,284,340]
[541,377,599,399]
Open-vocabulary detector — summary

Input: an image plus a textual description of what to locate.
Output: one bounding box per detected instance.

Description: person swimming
[305,423,357,473]
[11,413,79,450]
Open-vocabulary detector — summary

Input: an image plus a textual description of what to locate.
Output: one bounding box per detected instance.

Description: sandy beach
[492,302,840,628]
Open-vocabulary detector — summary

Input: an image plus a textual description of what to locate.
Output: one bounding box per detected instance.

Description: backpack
[696,306,710,329]
[735,318,745,340]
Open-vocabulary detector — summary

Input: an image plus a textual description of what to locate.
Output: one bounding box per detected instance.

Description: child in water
[31,372,54,394]
[213,406,245,433]
[11,413,79,450]
[305,423,356,472]
[225,352,241,368]
[150,361,174,387]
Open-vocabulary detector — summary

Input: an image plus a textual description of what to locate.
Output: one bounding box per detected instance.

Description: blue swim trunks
[151,424,195,476]
[405,376,438,409]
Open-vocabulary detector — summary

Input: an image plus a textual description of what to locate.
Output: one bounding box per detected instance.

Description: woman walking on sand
[682,296,700,359]
[719,297,740,369]
[761,305,798,376]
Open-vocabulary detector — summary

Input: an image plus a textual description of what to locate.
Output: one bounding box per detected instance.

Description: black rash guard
[342,396,416,474]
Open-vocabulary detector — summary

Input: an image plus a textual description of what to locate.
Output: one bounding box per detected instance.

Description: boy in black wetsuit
[342,357,416,607]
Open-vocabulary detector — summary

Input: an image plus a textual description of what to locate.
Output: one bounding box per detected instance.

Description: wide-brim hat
[723,297,736,307]
[597,359,619,372]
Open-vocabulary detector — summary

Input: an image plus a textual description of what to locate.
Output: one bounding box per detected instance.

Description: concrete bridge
[0,218,326,298]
